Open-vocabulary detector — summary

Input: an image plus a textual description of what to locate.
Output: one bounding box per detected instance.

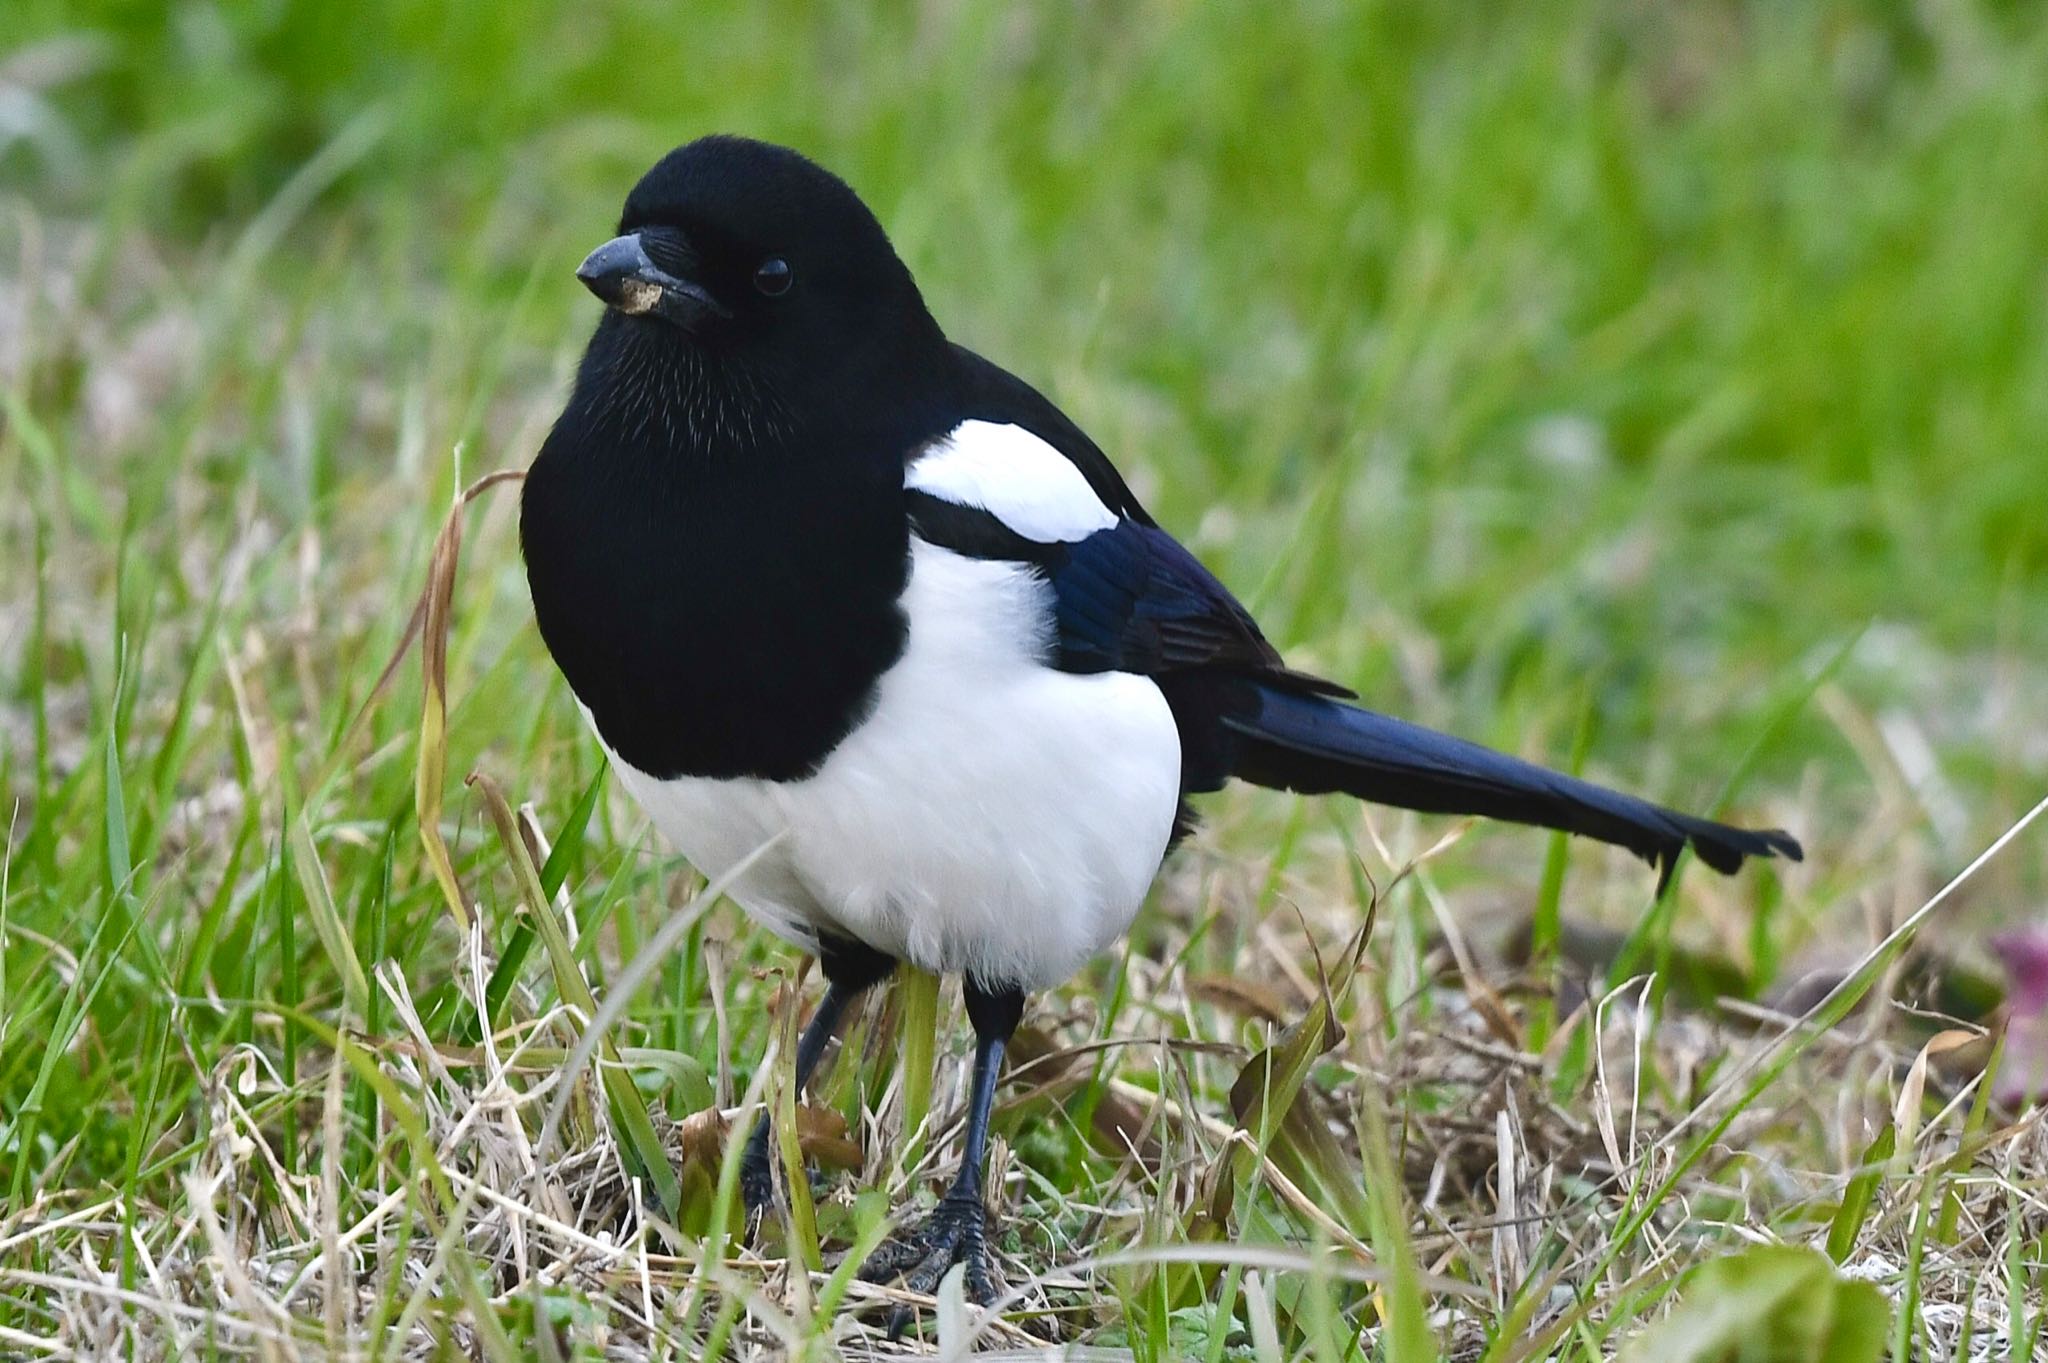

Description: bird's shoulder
[905,351,1351,700]
[938,344,1157,526]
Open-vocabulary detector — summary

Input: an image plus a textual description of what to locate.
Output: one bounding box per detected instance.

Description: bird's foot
[738,1131,776,1225]
[738,1125,833,1232]
[858,1192,1002,1338]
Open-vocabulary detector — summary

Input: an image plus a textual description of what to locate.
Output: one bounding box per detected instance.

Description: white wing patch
[906,419,1118,543]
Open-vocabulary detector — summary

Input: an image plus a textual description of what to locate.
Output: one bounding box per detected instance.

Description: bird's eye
[753,257,793,296]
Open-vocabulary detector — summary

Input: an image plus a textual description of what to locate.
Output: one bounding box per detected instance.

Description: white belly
[598,540,1183,990]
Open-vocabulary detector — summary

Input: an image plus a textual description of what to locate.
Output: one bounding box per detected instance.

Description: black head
[574,136,946,423]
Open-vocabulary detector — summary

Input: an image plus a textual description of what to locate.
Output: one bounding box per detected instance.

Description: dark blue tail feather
[1223,686,1802,877]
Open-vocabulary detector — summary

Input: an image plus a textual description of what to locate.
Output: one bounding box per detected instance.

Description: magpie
[521,135,1801,1315]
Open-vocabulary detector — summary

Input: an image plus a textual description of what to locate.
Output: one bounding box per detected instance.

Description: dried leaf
[1189,974,1294,1024]
[412,466,526,931]
[1892,1027,1981,1155]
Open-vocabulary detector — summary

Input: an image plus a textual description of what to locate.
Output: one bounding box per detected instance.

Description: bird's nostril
[637,227,698,278]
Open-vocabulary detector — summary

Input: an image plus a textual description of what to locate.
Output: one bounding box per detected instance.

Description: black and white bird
[522,135,1800,1315]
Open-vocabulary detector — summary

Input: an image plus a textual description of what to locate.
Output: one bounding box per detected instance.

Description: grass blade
[479,764,606,1037]
[1827,1122,1895,1265]
[284,803,371,1020]
[470,771,682,1220]
[1609,627,1861,991]
[895,964,942,1175]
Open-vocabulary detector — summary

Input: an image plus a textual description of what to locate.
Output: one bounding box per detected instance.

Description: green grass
[4,0,2047,1357]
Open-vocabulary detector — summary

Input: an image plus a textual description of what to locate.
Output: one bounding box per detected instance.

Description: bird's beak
[575,234,731,324]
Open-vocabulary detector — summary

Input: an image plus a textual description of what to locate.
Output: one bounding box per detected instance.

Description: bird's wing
[905,415,1350,694]
[946,343,1156,524]
[914,352,1799,879]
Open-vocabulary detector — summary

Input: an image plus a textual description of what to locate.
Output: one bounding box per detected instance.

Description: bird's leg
[741,936,896,1218]
[859,977,1024,1334]
[740,978,864,1217]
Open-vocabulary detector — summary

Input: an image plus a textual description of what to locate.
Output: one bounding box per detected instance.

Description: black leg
[739,980,859,1213]
[948,979,1024,1205]
[741,936,897,1218]
[860,977,1025,1334]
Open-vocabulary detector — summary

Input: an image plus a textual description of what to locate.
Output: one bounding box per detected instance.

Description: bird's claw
[858,1193,1002,1338]
[738,1137,776,1226]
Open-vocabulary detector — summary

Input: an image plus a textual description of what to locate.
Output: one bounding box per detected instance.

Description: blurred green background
[10,0,2045,811]
[3,0,2047,1285]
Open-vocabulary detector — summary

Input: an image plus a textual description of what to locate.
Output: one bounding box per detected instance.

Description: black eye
[753,257,792,296]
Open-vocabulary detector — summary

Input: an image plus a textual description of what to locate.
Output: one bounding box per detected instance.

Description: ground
[2,1,2047,1358]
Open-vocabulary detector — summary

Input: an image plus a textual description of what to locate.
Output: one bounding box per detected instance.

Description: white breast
[600,539,1183,990]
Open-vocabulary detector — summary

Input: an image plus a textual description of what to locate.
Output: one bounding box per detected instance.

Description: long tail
[1223,686,1802,876]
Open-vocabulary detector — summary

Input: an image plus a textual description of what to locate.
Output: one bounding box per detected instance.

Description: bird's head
[574,136,943,422]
